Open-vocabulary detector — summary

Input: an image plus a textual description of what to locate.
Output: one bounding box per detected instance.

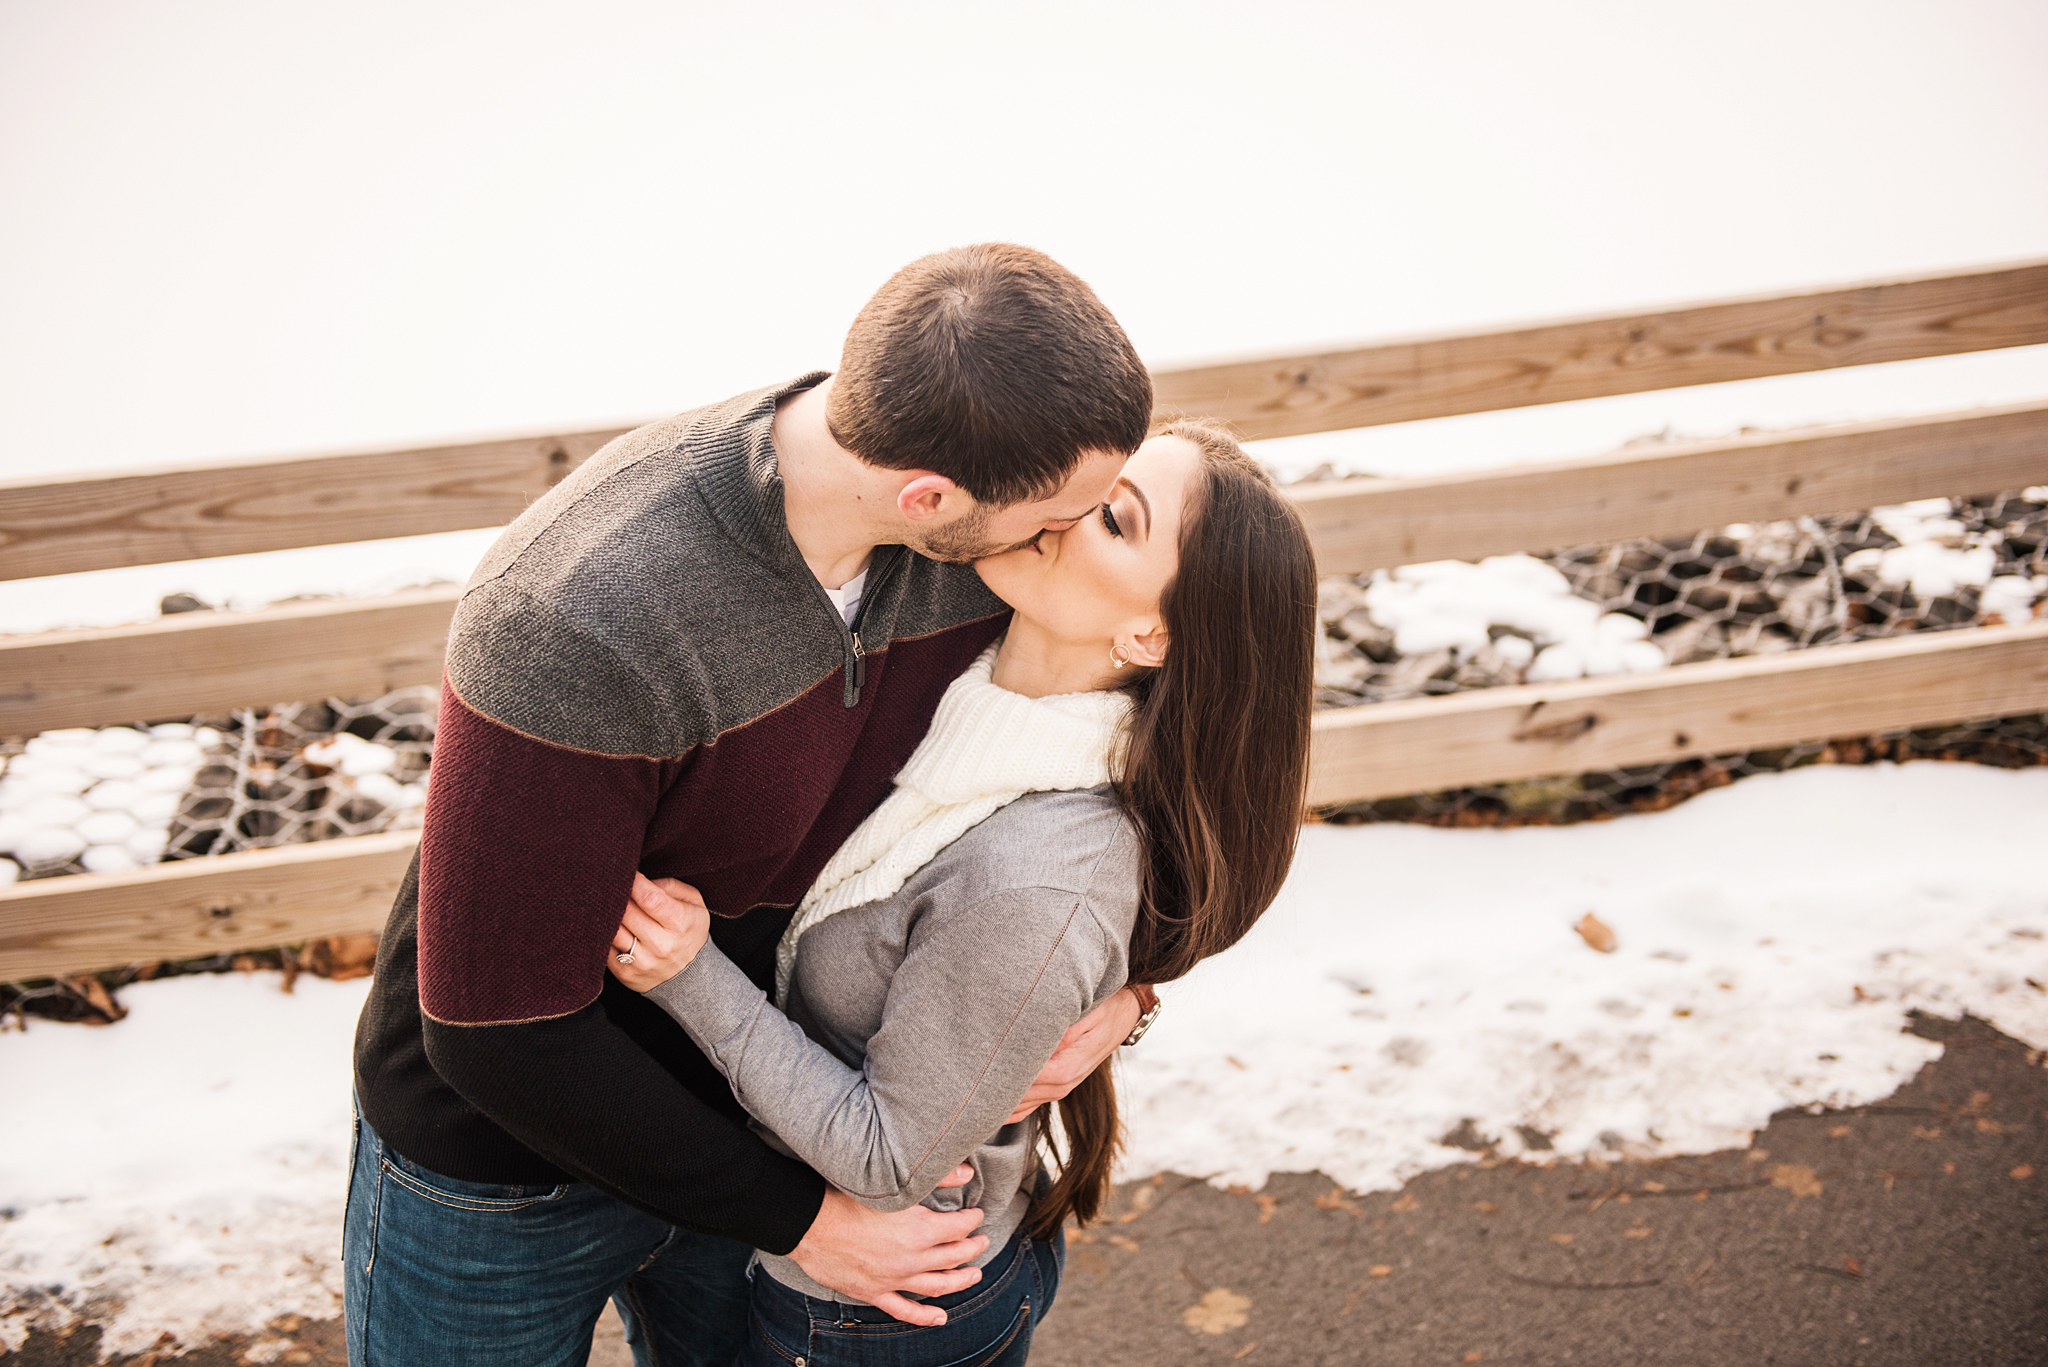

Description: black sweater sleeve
[422,1006,826,1253]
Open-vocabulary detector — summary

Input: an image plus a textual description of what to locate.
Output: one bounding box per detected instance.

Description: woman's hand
[607,873,711,991]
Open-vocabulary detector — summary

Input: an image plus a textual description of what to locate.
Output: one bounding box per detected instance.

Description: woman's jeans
[740,1222,1063,1367]
[343,1108,752,1367]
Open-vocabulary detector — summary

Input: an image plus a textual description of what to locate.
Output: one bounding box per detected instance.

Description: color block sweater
[351,374,1009,1255]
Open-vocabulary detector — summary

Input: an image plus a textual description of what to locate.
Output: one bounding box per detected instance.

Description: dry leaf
[1465,1354,1485,1363]
[1182,1288,1251,1335]
[1828,1125,1851,1138]
[1226,1056,1249,1071]
[1747,1149,1771,1163]
[76,977,126,1024]
[1108,1235,1140,1251]
[1771,1164,1823,1199]
[1842,1256,1863,1276]
[1254,1195,1280,1224]
[1369,1265,1393,1277]
[306,934,379,981]
[1315,1187,1361,1213]
[1390,1193,1420,1212]
[1233,1344,1259,1360]
[1473,1200,1499,1213]
[2012,1165,2035,1180]
[1624,1225,1652,1239]
[1962,1090,1992,1117]
[1976,1118,2009,1135]
[1550,1233,1575,1245]
[1639,1181,1666,1193]
[1574,912,1618,953]
[1914,1126,1942,1140]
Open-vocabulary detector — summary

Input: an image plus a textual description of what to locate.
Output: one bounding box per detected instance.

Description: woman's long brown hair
[1027,418,1318,1240]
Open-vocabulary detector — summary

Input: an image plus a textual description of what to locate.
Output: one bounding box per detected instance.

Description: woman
[608,419,1317,1366]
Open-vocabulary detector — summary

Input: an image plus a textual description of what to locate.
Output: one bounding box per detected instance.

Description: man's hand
[787,1163,990,1326]
[1002,986,1143,1124]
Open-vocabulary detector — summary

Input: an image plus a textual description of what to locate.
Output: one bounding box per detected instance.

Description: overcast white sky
[1,0,2044,620]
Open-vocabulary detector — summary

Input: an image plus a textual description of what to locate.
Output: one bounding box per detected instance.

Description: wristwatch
[1121,983,1162,1047]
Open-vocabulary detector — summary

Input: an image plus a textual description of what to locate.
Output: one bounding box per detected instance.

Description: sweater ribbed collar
[689,370,850,574]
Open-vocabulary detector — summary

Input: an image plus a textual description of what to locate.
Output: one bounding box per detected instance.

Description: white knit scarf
[776,642,1132,1001]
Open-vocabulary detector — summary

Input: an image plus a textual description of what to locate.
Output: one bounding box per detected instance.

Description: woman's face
[973,434,1202,663]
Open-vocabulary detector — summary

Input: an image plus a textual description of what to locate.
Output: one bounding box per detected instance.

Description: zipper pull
[848,631,867,705]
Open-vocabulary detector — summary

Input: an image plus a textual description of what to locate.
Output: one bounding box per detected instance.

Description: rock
[1373,649,1456,700]
[1316,577,1369,622]
[80,844,140,874]
[83,779,147,812]
[159,592,213,614]
[78,752,146,781]
[124,826,170,864]
[1774,574,1839,639]
[15,825,86,866]
[20,794,89,829]
[76,809,140,845]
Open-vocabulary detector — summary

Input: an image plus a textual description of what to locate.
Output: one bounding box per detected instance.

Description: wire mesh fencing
[4,488,2044,1020]
[1311,486,2048,826]
[167,687,436,860]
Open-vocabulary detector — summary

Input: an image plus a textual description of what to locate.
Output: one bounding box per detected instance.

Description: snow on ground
[0,974,369,1357]
[1122,761,2048,1191]
[7,762,2047,1354]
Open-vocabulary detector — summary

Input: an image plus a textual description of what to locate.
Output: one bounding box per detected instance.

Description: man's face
[912,448,1128,563]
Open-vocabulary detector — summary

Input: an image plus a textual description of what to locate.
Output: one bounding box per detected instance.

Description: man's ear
[896,473,964,524]
[1120,622,1169,670]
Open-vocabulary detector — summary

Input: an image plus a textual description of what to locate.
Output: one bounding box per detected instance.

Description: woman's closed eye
[1099,502,1123,538]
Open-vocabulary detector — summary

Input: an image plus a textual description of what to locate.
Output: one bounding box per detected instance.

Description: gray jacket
[647,784,1139,1301]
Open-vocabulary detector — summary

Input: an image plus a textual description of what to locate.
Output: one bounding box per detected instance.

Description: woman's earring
[1109,645,1131,669]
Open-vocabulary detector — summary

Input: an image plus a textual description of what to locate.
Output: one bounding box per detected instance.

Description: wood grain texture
[0,830,416,980]
[10,261,2044,581]
[1306,619,2048,807]
[0,427,629,582]
[9,402,2046,735]
[0,586,458,737]
[1288,400,2048,575]
[1155,259,2048,440]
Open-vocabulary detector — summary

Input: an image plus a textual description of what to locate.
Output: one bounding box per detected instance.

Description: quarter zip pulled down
[835,549,900,708]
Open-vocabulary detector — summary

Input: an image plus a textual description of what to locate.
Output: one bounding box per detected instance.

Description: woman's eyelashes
[1099,502,1123,538]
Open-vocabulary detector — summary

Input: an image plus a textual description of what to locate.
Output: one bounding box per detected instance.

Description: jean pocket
[378,1155,570,1212]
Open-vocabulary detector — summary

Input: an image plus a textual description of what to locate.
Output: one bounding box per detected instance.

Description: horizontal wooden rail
[0,427,631,583]
[0,831,416,981]
[1293,400,2048,575]
[9,622,2045,978]
[1157,257,2048,440]
[8,398,2047,736]
[1306,619,2048,806]
[6,259,2043,581]
[0,585,458,736]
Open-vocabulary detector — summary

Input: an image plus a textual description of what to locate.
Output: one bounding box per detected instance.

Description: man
[347,244,1155,1365]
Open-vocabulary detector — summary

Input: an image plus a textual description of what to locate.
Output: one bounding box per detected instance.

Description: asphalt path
[14,1013,2046,1366]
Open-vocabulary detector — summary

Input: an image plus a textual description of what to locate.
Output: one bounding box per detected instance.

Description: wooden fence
[4,259,2046,979]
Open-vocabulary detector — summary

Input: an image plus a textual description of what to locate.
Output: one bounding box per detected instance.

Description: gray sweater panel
[646,785,1139,1299]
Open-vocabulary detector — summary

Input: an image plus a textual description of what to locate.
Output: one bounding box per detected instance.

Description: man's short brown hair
[826,244,1153,507]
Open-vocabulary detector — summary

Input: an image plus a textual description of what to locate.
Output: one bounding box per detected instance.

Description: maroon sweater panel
[417,620,1007,1028]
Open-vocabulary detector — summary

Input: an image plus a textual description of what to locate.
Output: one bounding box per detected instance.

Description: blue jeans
[740,1223,1063,1367]
[343,1108,752,1367]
